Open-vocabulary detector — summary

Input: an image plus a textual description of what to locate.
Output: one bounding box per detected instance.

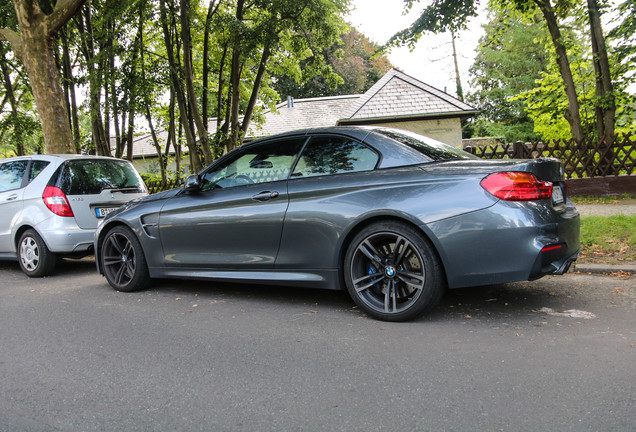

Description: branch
[0,28,23,60]
[47,0,89,36]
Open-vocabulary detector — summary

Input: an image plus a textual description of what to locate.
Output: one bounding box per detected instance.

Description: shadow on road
[1,256,621,324]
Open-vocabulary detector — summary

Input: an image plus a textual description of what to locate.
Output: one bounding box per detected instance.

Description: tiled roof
[342,68,477,121]
[253,95,360,136]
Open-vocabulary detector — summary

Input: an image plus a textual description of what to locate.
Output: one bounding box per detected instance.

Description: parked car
[95,127,580,322]
[0,154,147,277]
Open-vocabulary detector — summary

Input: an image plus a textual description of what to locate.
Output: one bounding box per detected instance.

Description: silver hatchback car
[0,154,147,277]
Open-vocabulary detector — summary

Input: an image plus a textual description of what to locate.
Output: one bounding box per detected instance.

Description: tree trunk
[202,0,222,133]
[587,0,615,143]
[145,102,166,185]
[451,30,463,101]
[160,0,203,173]
[228,0,244,152]
[76,6,109,156]
[181,0,213,166]
[60,28,81,153]
[240,44,271,137]
[535,0,584,143]
[2,0,88,154]
[0,50,24,155]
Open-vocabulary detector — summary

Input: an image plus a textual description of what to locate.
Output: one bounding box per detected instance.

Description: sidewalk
[573,200,635,275]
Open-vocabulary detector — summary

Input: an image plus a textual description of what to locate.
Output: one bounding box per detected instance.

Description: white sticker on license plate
[552,186,564,204]
[95,207,118,218]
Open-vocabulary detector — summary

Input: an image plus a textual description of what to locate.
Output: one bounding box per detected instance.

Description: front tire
[18,229,56,277]
[100,225,150,292]
[344,221,445,322]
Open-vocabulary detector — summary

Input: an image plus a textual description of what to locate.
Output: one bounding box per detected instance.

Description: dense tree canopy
[0,0,352,179]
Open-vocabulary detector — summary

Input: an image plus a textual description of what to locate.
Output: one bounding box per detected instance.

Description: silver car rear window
[57,159,144,195]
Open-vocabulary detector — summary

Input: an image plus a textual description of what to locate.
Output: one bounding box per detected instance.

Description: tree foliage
[0,0,88,154]
[0,0,351,178]
[272,27,392,99]
[467,7,547,142]
[389,0,628,145]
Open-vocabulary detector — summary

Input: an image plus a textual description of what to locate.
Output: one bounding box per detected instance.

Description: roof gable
[342,68,476,121]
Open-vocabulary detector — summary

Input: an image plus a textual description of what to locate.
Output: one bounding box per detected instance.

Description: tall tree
[587,0,614,144]
[0,0,88,154]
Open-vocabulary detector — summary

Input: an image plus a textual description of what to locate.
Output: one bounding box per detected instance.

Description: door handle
[251,191,279,202]
[6,194,18,201]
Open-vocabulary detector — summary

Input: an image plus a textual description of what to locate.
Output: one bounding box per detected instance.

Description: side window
[0,160,29,192]
[28,160,50,183]
[200,137,305,191]
[292,136,379,178]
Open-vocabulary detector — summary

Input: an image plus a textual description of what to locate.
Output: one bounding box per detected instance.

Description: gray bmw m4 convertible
[95,126,580,321]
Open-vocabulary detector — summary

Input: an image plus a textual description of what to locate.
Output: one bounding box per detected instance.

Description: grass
[579,215,636,264]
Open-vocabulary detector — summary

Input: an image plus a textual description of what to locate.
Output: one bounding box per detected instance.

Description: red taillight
[42,186,74,217]
[481,172,553,201]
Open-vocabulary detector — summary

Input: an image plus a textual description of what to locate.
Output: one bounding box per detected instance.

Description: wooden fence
[463,135,635,179]
[145,178,183,194]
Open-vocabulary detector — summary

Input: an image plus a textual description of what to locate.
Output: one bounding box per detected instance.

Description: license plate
[552,186,564,204]
[95,207,118,218]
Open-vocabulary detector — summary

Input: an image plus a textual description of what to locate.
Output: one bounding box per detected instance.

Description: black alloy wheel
[101,225,149,292]
[344,221,445,322]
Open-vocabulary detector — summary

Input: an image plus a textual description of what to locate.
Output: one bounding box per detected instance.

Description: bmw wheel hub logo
[385,266,396,278]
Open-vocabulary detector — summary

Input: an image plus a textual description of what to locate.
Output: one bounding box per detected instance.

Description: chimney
[287,96,294,109]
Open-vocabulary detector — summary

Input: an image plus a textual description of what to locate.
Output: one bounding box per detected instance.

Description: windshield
[375,129,477,161]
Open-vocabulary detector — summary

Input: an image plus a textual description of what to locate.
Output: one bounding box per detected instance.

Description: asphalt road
[1,259,634,432]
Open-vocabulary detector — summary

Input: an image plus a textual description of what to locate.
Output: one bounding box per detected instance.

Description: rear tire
[344,221,445,322]
[100,225,150,292]
[18,229,57,277]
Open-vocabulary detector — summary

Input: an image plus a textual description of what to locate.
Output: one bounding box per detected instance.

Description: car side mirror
[183,175,200,192]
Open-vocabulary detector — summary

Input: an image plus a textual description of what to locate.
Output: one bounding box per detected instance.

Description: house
[125,68,477,174]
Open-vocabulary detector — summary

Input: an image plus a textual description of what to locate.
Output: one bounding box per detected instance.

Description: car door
[158,137,306,268]
[276,135,380,269]
[0,159,29,253]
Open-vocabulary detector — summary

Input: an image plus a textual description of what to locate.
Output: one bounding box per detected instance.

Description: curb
[573,263,636,274]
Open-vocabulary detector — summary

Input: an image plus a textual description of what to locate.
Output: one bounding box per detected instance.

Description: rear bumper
[427,200,581,289]
[33,217,95,253]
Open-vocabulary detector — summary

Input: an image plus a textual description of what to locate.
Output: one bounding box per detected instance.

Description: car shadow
[0,256,97,278]
[142,277,574,324]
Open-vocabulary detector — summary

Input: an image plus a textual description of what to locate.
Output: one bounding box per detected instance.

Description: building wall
[373,118,463,146]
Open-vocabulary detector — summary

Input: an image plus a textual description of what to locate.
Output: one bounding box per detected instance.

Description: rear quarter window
[375,129,476,161]
[57,159,144,195]
[28,160,50,183]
